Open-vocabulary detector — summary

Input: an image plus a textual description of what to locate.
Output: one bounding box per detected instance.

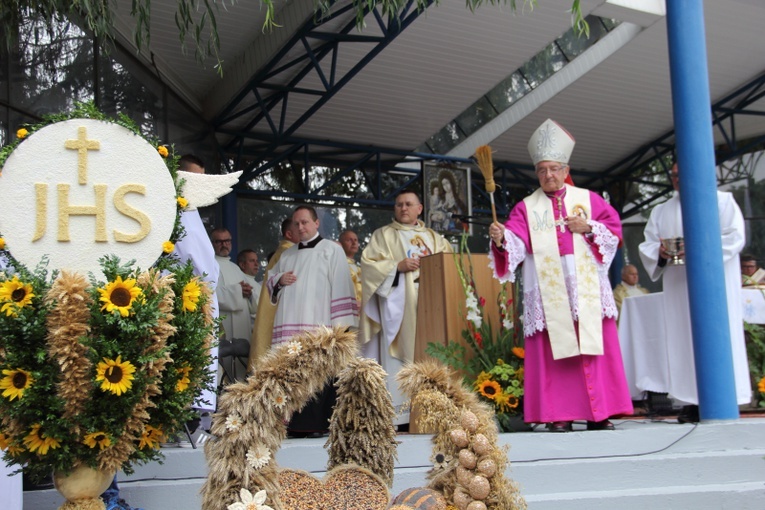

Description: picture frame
[423,162,472,235]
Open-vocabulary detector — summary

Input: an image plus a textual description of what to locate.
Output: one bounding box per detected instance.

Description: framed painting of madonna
[423,162,472,236]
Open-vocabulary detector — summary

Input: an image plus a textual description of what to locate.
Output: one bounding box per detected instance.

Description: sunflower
[23,424,60,455]
[477,379,502,400]
[139,425,163,450]
[0,275,35,316]
[98,276,143,317]
[162,241,175,254]
[176,365,191,392]
[496,392,519,412]
[95,355,136,396]
[512,346,525,359]
[0,367,33,401]
[181,280,202,312]
[0,432,23,456]
[83,431,112,450]
[177,196,188,209]
[758,376,765,394]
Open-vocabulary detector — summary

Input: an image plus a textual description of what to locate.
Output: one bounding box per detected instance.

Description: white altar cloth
[618,289,765,400]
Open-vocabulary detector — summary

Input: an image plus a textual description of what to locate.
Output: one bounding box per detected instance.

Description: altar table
[617,289,765,399]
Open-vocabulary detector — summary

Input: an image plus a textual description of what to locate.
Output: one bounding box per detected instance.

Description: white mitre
[527,118,576,165]
[176,170,243,210]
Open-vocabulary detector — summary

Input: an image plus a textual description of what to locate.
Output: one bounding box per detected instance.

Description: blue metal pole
[666,1,738,420]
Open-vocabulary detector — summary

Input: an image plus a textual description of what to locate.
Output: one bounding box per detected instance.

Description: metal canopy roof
[113,0,765,214]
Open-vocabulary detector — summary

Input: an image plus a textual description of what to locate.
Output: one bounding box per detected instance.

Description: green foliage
[745,320,765,408]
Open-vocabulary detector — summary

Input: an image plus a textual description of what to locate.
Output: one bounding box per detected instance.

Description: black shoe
[546,421,572,432]
[677,405,699,424]
[586,419,615,431]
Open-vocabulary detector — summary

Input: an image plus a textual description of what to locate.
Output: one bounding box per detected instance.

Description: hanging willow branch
[0,0,587,77]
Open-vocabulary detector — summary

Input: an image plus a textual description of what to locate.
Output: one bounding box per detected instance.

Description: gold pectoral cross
[554,218,566,233]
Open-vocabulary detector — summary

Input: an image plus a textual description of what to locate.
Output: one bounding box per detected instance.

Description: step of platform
[23,417,765,510]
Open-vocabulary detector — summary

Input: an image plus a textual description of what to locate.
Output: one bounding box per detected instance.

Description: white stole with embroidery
[524,185,603,359]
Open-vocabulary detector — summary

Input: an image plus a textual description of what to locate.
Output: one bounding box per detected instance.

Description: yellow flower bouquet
[0,252,215,485]
[0,103,216,483]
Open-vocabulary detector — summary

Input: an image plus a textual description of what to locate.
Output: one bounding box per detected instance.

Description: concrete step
[23,418,765,510]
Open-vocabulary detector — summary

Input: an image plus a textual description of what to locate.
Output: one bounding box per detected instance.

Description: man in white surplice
[639,162,750,421]
[267,206,358,435]
[360,190,452,426]
[211,227,253,342]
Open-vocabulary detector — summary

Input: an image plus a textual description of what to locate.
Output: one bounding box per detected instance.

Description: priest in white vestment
[359,190,453,425]
[339,229,363,305]
[613,264,650,316]
[741,254,765,287]
[211,227,253,342]
[267,206,359,435]
[639,162,750,421]
[237,248,262,331]
[249,218,299,369]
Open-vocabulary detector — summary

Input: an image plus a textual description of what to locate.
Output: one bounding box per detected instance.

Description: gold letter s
[113,184,151,243]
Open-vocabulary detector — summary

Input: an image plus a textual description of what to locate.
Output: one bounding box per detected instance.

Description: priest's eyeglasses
[213,238,232,245]
[535,165,566,176]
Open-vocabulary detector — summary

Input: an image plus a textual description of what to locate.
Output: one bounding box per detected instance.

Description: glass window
[519,42,567,89]
[10,16,94,116]
[601,18,620,31]
[486,71,531,111]
[98,53,163,139]
[167,94,208,152]
[0,106,7,147]
[557,16,610,61]
[454,96,497,138]
[426,122,466,155]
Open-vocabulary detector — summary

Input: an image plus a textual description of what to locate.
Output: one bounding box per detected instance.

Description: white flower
[503,318,513,330]
[225,413,243,432]
[466,309,482,329]
[227,488,274,510]
[465,293,478,310]
[271,392,288,410]
[286,340,302,356]
[246,445,271,470]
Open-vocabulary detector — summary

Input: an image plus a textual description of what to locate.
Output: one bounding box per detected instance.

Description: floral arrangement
[0,103,216,482]
[426,234,526,432]
[745,320,765,408]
